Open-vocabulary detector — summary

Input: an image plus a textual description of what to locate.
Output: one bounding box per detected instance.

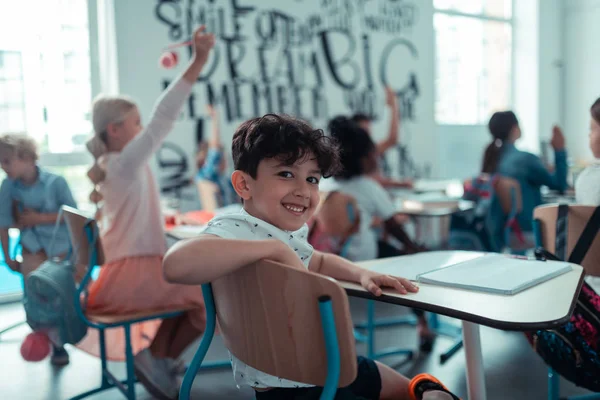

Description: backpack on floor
[525,205,600,392]
[448,175,499,252]
[23,211,89,347]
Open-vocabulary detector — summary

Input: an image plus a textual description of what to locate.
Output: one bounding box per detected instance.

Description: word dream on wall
[156,0,420,125]
[154,0,428,197]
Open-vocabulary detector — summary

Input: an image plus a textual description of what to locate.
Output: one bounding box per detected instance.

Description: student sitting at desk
[575,97,600,206]
[326,116,434,350]
[81,27,214,400]
[0,133,77,366]
[352,87,413,189]
[195,104,236,206]
[164,114,460,400]
[482,111,569,233]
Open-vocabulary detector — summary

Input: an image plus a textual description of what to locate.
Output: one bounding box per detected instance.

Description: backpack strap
[568,206,600,265]
[555,204,569,261]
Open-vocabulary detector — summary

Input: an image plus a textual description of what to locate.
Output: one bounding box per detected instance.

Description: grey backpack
[23,210,88,346]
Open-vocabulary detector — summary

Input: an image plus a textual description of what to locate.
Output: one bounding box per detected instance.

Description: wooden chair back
[62,206,105,279]
[534,205,600,277]
[211,259,358,386]
[313,191,360,237]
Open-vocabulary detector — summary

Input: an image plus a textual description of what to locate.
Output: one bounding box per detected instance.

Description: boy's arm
[163,234,305,284]
[206,105,221,149]
[0,181,18,270]
[0,229,18,271]
[376,87,400,155]
[15,175,76,228]
[117,28,215,175]
[308,250,417,296]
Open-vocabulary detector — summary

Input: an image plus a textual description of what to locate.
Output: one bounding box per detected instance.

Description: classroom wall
[538,0,564,149]
[563,0,600,164]
[106,0,435,197]
[436,125,489,181]
[99,0,576,195]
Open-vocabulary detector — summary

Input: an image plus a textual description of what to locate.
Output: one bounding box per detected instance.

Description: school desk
[343,251,584,400]
[164,234,583,399]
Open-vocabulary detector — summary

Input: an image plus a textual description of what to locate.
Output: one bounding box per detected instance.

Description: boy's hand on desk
[359,270,418,296]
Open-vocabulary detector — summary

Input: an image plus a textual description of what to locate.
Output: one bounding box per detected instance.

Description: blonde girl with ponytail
[76,26,215,400]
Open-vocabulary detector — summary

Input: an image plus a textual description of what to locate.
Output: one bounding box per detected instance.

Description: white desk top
[396,198,474,217]
[340,251,583,331]
[413,179,463,194]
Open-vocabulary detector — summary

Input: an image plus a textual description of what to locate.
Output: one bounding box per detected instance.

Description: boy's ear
[231,170,252,201]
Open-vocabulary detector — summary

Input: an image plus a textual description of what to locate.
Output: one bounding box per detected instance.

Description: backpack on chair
[23,210,89,347]
[526,204,600,392]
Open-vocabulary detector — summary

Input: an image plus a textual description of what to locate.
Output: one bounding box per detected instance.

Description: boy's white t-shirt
[321,176,398,261]
[201,208,315,389]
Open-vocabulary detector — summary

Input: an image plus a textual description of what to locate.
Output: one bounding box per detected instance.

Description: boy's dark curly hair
[232,114,341,178]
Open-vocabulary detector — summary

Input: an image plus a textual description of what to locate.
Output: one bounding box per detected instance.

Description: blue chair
[61,206,228,400]
[179,259,358,400]
[533,205,600,400]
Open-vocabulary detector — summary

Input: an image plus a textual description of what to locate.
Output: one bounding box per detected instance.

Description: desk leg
[462,321,486,400]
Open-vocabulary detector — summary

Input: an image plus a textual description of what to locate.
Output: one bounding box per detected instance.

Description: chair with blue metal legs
[534,204,600,400]
[179,259,358,400]
[61,206,228,400]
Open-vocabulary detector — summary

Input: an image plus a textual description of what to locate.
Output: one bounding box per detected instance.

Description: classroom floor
[0,298,594,400]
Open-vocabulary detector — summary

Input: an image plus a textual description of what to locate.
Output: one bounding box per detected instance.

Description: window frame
[0,51,27,133]
[433,0,515,125]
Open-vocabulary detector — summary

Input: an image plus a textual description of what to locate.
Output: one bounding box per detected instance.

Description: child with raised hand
[163,114,459,400]
[575,98,600,205]
[195,104,236,206]
[0,133,77,366]
[327,115,434,351]
[81,26,215,400]
[353,86,413,189]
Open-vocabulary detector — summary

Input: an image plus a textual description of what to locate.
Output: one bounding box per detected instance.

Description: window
[0,52,26,132]
[0,0,92,205]
[434,0,513,124]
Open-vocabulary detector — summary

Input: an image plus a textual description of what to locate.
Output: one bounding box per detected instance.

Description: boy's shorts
[254,356,381,400]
